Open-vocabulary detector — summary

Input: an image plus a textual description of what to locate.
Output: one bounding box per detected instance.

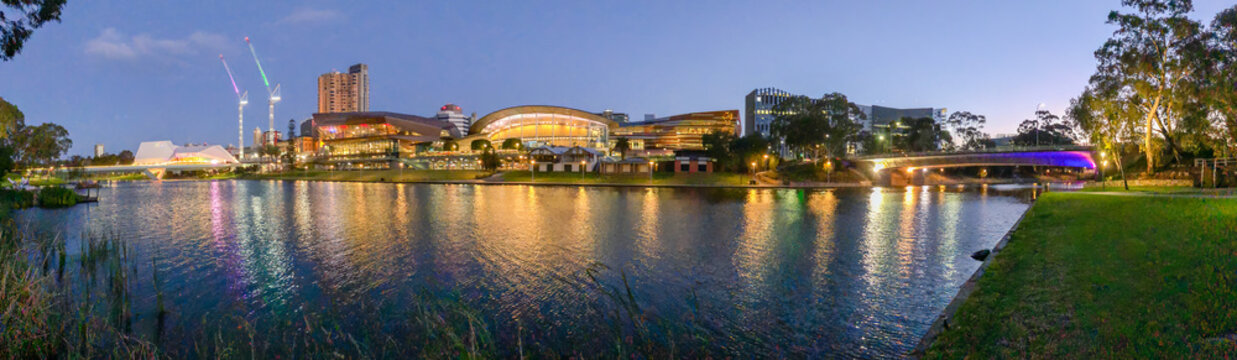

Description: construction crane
[219,54,248,160]
[245,36,280,146]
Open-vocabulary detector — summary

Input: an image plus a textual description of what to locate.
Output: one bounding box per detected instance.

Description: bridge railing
[853,145,1094,160]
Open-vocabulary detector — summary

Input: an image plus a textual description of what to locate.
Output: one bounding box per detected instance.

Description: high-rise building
[744,87,796,137]
[317,63,370,113]
[252,127,262,150]
[94,144,104,157]
[435,104,474,136]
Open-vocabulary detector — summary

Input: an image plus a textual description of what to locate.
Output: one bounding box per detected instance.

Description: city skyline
[0,1,1230,155]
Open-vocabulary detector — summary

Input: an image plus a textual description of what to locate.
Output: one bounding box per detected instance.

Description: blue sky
[0,1,1231,155]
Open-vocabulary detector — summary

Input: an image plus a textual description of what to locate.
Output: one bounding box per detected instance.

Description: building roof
[134,141,238,165]
[469,105,620,135]
[312,111,460,138]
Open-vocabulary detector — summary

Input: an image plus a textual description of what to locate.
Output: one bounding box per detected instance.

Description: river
[16,180,1038,358]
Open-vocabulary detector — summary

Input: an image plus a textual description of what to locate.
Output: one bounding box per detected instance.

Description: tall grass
[2,220,751,358]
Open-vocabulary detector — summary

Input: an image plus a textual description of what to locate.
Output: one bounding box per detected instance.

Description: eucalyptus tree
[1013,110,1076,146]
[1070,86,1137,189]
[1202,6,1237,155]
[1091,0,1206,172]
[1,0,66,61]
[946,111,991,150]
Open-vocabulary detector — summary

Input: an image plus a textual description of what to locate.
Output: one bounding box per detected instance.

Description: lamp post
[580,160,587,179]
[751,161,757,185]
[648,161,654,182]
[530,159,536,182]
[763,154,769,172]
[1034,103,1045,147]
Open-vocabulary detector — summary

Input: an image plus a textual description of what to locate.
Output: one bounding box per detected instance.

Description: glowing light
[245,37,270,89]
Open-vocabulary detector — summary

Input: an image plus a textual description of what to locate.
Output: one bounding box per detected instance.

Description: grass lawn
[499,170,751,186]
[1076,184,1203,194]
[243,169,492,182]
[923,192,1237,358]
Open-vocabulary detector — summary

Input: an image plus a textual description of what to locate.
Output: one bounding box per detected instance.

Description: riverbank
[919,192,1237,358]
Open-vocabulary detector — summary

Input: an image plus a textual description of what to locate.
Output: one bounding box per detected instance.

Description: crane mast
[219,54,248,160]
[245,37,281,146]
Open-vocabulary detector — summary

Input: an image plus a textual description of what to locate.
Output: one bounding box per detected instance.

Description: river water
[16,180,1037,358]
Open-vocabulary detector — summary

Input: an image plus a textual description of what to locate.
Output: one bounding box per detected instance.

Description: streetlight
[750,161,757,184]
[763,154,769,171]
[648,161,655,182]
[1034,103,1046,147]
[580,160,587,179]
[530,159,536,182]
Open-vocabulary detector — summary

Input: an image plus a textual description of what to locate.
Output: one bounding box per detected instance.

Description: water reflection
[19,181,1037,358]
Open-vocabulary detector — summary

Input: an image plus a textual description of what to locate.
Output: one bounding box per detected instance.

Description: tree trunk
[1143,95,1162,174]
[1115,152,1128,190]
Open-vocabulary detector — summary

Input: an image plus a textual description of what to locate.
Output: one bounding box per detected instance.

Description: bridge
[70,162,241,180]
[853,146,1096,186]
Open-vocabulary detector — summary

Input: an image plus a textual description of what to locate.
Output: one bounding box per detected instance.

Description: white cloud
[84,28,233,61]
[277,8,342,25]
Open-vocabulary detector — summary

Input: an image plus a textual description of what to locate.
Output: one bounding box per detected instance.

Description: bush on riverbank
[36,187,78,208]
[922,193,1237,358]
[0,189,34,209]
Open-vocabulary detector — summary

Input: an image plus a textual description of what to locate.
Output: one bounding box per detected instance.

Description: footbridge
[69,163,241,180]
[853,146,1096,186]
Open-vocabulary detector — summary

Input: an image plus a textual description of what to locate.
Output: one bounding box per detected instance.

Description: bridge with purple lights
[854,146,1096,186]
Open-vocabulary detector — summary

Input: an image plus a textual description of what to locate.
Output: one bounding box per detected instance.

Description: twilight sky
[0,1,1231,155]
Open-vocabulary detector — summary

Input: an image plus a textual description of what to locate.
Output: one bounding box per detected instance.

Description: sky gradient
[0,1,1231,155]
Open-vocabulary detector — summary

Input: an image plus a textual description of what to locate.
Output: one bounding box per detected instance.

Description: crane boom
[244,37,271,91]
[218,54,241,98]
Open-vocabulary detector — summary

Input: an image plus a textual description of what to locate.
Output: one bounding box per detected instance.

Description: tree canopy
[946,111,991,150]
[10,122,71,167]
[612,137,631,159]
[1,0,66,61]
[769,92,863,159]
[1014,110,1076,146]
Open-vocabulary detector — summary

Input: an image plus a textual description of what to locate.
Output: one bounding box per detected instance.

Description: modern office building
[856,105,947,133]
[317,64,370,113]
[311,111,458,163]
[435,104,475,136]
[467,105,617,149]
[744,87,796,137]
[611,110,739,151]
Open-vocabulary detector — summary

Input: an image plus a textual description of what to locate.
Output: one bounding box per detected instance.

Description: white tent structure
[134,141,239,165]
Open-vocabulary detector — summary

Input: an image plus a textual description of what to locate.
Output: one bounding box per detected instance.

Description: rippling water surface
[17,180,1036,358]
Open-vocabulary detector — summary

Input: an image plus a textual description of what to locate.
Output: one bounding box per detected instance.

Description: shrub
[0,189,34,209]
[36,187,78,208]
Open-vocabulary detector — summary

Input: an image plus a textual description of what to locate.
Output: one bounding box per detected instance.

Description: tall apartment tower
[317,63,370,113]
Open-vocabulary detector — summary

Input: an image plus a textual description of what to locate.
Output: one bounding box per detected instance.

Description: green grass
[923,192,1237,358]
[243,169,494,182]
[1076,184,1204,194]
[499,170,751,186]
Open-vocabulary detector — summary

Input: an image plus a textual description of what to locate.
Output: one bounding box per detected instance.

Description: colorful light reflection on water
[17,181,1039,358]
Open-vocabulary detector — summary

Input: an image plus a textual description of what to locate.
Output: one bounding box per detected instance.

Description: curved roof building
[134,141,239,165]
[469,105,618,149]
